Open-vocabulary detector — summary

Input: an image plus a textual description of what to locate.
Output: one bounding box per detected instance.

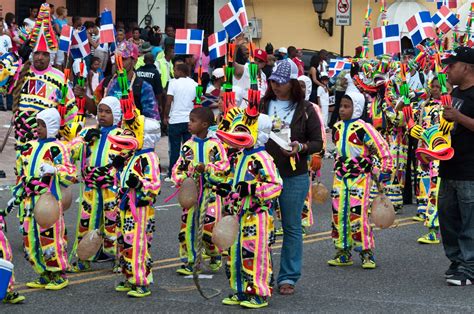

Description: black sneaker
[445,262,460,278]
[446,272,473,286]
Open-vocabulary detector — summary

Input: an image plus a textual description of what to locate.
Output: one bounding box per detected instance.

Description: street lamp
[312,0,333,37]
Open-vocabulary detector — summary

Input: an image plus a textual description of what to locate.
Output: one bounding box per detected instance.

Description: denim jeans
[0,94,13,110]
[277,174,310,286]
[168,122,191,177]
[438,179,474,276]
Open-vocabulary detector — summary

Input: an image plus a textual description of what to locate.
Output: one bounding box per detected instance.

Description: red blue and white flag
[406,11,436,46]
[208,30,227,61]
[174,29,204,55]
[70,27,91,59]
[328,58,351,78]
[437,0,456,9]
[219,0,248,40]
[432,5,459,33]
[373,24,401,56]
[99,10,115,44]
[58,25,73,53]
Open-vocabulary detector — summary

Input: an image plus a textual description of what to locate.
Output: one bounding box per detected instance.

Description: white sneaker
[164,177,173,183]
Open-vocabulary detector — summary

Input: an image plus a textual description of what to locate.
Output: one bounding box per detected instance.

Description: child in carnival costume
[172,107,230,275]
[0,212,25,303]
[109,111,162,298]
[68,96,125,272]
[405,76,454,244]
[10,108,77,290]
[215,101,282,309]
[329,91,393,269]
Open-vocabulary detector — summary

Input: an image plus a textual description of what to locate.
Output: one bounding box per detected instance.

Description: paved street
[0,113,473,313]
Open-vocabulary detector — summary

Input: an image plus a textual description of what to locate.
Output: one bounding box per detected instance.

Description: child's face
[117,32,125,42]
[91,60,100,72]
[188,113,208,136]
[98,103,114,127]
[37,119,47,139]
[298,80,306,96]
[339,98,354,121]
[322,78,329,86]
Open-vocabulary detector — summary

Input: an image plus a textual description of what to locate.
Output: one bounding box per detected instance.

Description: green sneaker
[417,230,440,244]
[360,250,376,269]
[222,293,248,306]
[412,213,425,222]
[68,260,91,273]
[112,261,122,274]
[115,281,133,292]
[127,286,151,298]
[26,273,50,289]
[3,291,25,304]
[45,273,69,290]
[302,226,307,238]
[209,256,222,272]
[275,227,284,236]
[240,295,268,309]
[328,250,353,266]
[176,264,197,276]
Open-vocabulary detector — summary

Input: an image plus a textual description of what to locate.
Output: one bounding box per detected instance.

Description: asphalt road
[1,157,473,313]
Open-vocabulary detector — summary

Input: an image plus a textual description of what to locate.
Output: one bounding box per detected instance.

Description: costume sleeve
[64,82,78,125]
[363,123,393,173]
[12,152,26,201]
[253,154,283,202]
[54,142,78,187]
[140,81,160,120]
[206,140,231,185]
[134,153,161,201]
[67,133,86,163]
[171,142,193,186]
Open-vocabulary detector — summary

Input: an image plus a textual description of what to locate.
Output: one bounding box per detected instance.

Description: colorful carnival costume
[0,215,25,303]
[68,97,125,271]
[11,108,77,290]
[216,104,282,309]
[110,116,161,298]
[329,92,392,269]
[172,131,230,275]
[14,3,77,149]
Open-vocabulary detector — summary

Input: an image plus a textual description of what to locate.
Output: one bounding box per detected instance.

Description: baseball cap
[278,47,288,54]
[442,46,474,65]
[212,68,225,79]
[254,49,268,62]
[269,59,299,84]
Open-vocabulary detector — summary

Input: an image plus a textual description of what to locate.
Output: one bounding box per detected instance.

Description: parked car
[300,48,340,75]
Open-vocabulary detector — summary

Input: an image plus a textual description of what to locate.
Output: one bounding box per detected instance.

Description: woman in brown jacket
[260,59,323,295]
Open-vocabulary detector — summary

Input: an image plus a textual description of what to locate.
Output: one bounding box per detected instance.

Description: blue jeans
[277,174,310,286]
[0,94,13,110]
[168,122,191,177]
[438,179,474,276]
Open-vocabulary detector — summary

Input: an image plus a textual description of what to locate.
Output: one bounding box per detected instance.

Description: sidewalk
[0,113,171,186]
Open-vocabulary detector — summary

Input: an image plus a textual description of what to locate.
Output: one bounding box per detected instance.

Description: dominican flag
[174,29,204,55]
[432,5,459,33]
[406,11,436,46]
[219,0,248,40]
[373,24,401,56]
[328,58,351,78]
[70,27,91,59]
[437,1,456,9]
[58,25,73,53]
[208,30,227,61]
[99,10,115,44]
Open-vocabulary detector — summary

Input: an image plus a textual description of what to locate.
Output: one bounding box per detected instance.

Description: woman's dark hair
[148,29,162,46]
[83,21,95,30]
[262,79,305,110]
[133,27,141,33]
[175,63,190,77]
[310,54,321,69]
[5,13,15,27]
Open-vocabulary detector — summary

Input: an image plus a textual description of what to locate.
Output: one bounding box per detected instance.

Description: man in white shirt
[164,63,197,179]
[0,21,12,55]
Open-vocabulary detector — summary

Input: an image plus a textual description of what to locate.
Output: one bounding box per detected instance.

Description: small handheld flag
[175,29,204,55]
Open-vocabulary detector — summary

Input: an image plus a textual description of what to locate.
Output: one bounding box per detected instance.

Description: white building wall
[138,0,167,29]
[213,0,228,33]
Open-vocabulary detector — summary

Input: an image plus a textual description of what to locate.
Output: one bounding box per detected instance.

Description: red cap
[254,49,268,62]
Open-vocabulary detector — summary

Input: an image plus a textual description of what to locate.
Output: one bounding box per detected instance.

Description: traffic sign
[336,0,352,26]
